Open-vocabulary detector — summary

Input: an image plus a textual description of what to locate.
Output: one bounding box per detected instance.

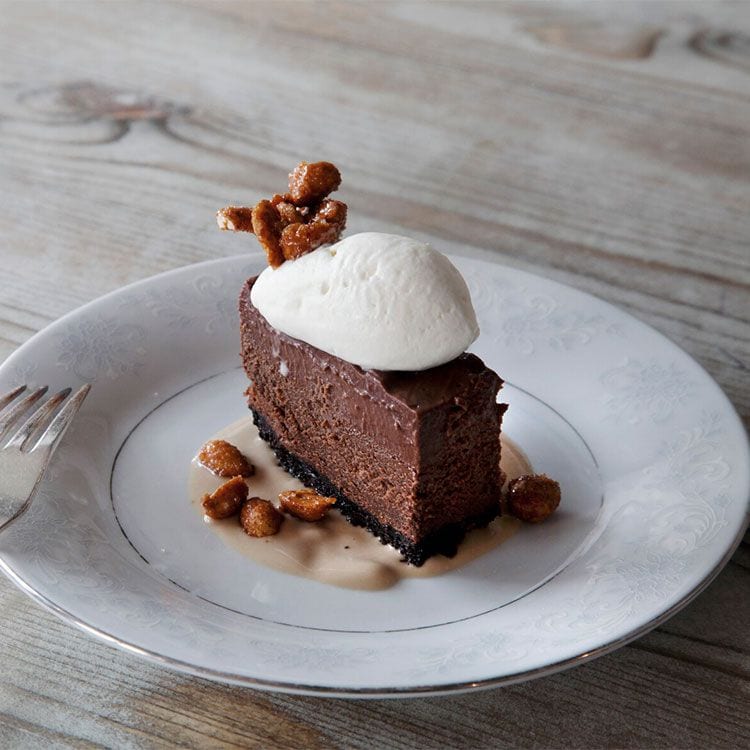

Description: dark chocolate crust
[252,408,499,566]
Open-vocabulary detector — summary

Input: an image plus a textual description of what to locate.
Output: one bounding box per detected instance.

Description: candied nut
[251,199,285,268]
[240,497,284,537]
[202,476,248,519]
[280,199,347,260]
[198,440,255,478]
[279,489,337,522]
[507,474,561,523]
[288,161,341,206]
[314,197,346,224]
[216,206,255,233]
[271,194,305,225]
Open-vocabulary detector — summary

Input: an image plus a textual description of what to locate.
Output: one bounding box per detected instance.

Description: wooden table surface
[1,1,749,747]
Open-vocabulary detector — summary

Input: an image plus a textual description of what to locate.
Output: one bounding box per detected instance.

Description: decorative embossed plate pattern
[0,254,747,697]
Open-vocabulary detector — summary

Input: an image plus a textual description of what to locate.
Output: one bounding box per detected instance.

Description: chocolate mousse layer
[239,277,506,565]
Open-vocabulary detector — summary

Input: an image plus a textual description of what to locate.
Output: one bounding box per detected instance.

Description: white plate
[0,254,747,697]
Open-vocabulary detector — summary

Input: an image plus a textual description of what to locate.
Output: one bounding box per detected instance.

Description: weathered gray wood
[0,1,748,747]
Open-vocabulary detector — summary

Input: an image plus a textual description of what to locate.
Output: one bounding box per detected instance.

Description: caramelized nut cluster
[506,474,561,523]
[198,439,255,477]
[216,161,346,268]
[279,489,337,522]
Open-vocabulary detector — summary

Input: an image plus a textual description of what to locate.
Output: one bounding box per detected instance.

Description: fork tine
[5,388,72,450]
[32,384,91,452]
[0,386,48,437]
[0,385,27,412]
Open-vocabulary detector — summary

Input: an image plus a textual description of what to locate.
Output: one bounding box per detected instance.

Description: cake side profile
[240,278,507,565]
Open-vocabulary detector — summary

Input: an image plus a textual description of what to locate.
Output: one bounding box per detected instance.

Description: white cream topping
[250,232,479,371]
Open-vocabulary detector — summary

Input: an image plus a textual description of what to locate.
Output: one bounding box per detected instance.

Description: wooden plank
[0,1,748,747]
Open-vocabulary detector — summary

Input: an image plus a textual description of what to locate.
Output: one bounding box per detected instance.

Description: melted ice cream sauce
[189,417,532,591]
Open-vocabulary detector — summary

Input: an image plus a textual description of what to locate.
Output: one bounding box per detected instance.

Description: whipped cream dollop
[250,232,479,371]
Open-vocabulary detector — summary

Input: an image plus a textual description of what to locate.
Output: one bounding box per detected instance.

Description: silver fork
[0,383,91,532]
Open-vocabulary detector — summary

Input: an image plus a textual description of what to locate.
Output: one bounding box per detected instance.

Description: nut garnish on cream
[217,161,346,268]
[217,160,480,372]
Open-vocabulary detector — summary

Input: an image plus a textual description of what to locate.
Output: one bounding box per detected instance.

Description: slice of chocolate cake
[240,278,507,565]
[219,161,509,566]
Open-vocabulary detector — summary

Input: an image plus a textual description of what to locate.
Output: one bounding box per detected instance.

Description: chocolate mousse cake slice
[240,278,506,565]
[220,160,508,565]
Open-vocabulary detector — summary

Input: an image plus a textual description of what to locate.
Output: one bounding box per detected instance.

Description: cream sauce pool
[189,417,532,590]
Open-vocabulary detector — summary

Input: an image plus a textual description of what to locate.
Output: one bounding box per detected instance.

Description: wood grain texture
[0,1,748,747]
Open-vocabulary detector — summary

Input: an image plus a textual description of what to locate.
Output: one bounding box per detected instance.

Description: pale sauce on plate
[189,417,532,590]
